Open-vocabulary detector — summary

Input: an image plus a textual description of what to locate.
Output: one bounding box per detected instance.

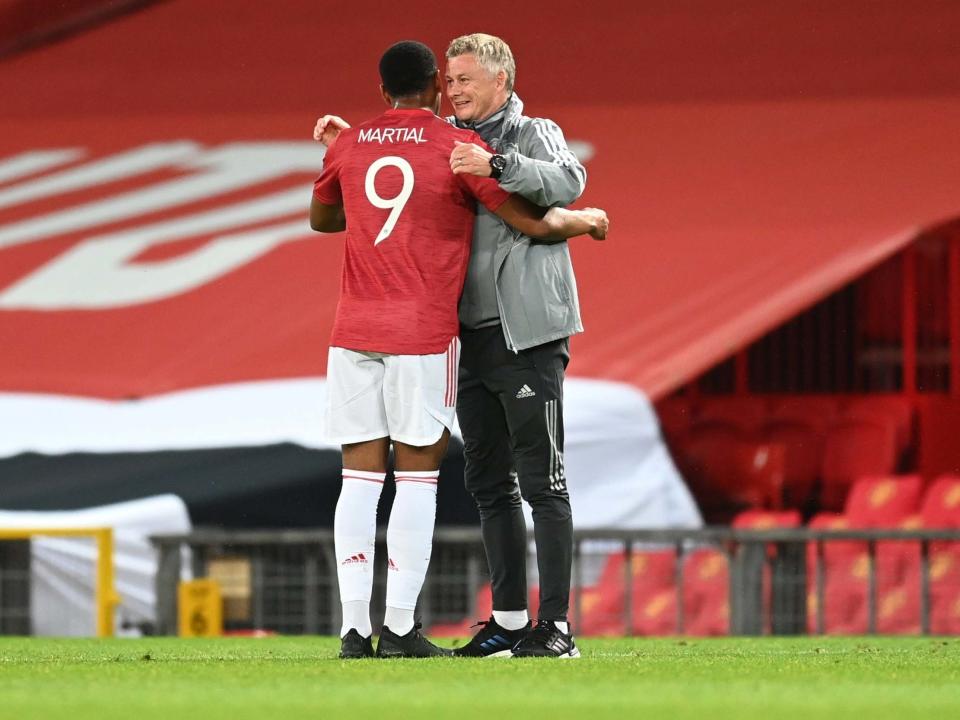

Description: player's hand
[583,208,609,240]
[313,115,350,146]
[450,141,493,177]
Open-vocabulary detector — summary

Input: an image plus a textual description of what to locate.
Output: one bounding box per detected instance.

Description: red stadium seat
[577,549,678,636]
[844,475,923,605]
[848,512,926,635]
[806,512,858,633]
[841,395,915,456]
[807,512,859,567]
[768,395,841,429]
[633,588,678,636]
[921,475,960,528]
[844,475,923,527]
[930,546,960,634]
[807,511,849,530]
[733,509,802,529]
[682,548,729,636]
[686,418,746,445]
[694,397,770,435]
[919,476,960,633]
[761,419,823,511]
[628,550,679,636]
[678,429,786,521]
[820,418,898,511]
[809,510,923,635]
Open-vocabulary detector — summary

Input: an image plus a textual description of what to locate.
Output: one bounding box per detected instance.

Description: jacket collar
[455,94,525,149]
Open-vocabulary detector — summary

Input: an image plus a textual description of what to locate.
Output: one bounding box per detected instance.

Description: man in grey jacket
[313,33,598,658]
[444,33,588,659]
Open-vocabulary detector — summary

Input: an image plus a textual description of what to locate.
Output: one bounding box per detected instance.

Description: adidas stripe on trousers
[457,324,573,622]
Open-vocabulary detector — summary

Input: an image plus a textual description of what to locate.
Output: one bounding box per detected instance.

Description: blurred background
[1,0,960,639]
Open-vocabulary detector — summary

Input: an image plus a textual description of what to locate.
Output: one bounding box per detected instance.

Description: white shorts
[325,338,460,447]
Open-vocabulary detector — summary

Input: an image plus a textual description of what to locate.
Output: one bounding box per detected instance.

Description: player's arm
[310,198,346,232]
[493,195,608,243]
[311,134,345,231]
[450,118,586,207]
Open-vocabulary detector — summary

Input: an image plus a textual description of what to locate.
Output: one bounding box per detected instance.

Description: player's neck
[392,101,432,112]
[390,93,436,113]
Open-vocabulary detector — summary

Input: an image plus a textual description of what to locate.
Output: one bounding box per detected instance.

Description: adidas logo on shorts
[341,553,368,566]
[515,384,536,399]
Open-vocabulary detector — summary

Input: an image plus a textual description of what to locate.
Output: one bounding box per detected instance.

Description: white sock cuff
[342,469,386,484]
[394,470,439,486]
[493,609,530,631]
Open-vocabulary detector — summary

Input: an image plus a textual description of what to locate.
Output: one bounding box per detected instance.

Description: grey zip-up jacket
[454,94,587,351]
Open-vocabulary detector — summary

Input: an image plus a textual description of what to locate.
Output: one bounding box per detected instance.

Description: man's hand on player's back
[314,115,350,146]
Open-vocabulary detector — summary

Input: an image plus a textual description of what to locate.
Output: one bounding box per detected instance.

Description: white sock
[554,621,569,634]
[334,469,385,638]
[384,470,439,633]
[341,601,371,639]
[492,609,530,631]
[383,606,415,636]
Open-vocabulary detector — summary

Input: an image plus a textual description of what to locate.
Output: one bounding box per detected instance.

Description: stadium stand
[681,549,729,636]
[694,397,769,436]
[576,549,678,636]
[761,419,822,511]
[803,476,960,634]
[842,396,915,458]
[921,476,960,633]
[820,419,899,511]
[679,437,785,521]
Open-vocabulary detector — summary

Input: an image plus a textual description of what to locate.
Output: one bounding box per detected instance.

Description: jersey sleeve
[455,132,511,212]
[312,138,343,205]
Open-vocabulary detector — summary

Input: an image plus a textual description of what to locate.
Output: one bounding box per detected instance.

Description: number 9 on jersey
[365,156,415,246]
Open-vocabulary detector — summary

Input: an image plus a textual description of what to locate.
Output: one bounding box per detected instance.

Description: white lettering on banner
[0,149,85,185]
[0,142,327,309]
[0,219,310,309]
[357,127,426,145]
[0,142,326,249]
[0,143,198,211]
[0,187,309,309]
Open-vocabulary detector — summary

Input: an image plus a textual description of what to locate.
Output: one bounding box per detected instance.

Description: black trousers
[457,324,572,622]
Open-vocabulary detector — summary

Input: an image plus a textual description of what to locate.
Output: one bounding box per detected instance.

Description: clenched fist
[582,208,609,240]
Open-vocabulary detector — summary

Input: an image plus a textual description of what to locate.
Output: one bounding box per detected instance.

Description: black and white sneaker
[375,623,452,658]
[339,628,374,659]
[511,620,581,658]
[453,617,531,658]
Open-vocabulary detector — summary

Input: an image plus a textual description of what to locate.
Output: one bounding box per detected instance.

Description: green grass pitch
[1,636,958,719]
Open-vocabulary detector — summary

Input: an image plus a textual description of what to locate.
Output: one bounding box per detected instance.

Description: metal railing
[150,527,960,637]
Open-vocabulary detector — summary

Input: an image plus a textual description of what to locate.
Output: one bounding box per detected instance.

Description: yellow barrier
[0,527,119,637]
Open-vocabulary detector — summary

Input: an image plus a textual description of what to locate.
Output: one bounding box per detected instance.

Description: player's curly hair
[379,41,438,98]
[446,33,516,93]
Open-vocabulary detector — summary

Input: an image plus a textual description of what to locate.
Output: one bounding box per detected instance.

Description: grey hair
[446,33,516,92]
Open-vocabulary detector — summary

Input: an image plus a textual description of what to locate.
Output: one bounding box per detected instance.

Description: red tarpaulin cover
[1,0,959,400]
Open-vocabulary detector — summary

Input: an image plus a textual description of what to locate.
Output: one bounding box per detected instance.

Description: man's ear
[496,70,507,91]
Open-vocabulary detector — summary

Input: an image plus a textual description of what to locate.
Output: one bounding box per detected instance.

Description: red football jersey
[313,108,510,355]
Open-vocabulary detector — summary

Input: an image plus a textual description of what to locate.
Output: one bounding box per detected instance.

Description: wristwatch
[488,154,507,180]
